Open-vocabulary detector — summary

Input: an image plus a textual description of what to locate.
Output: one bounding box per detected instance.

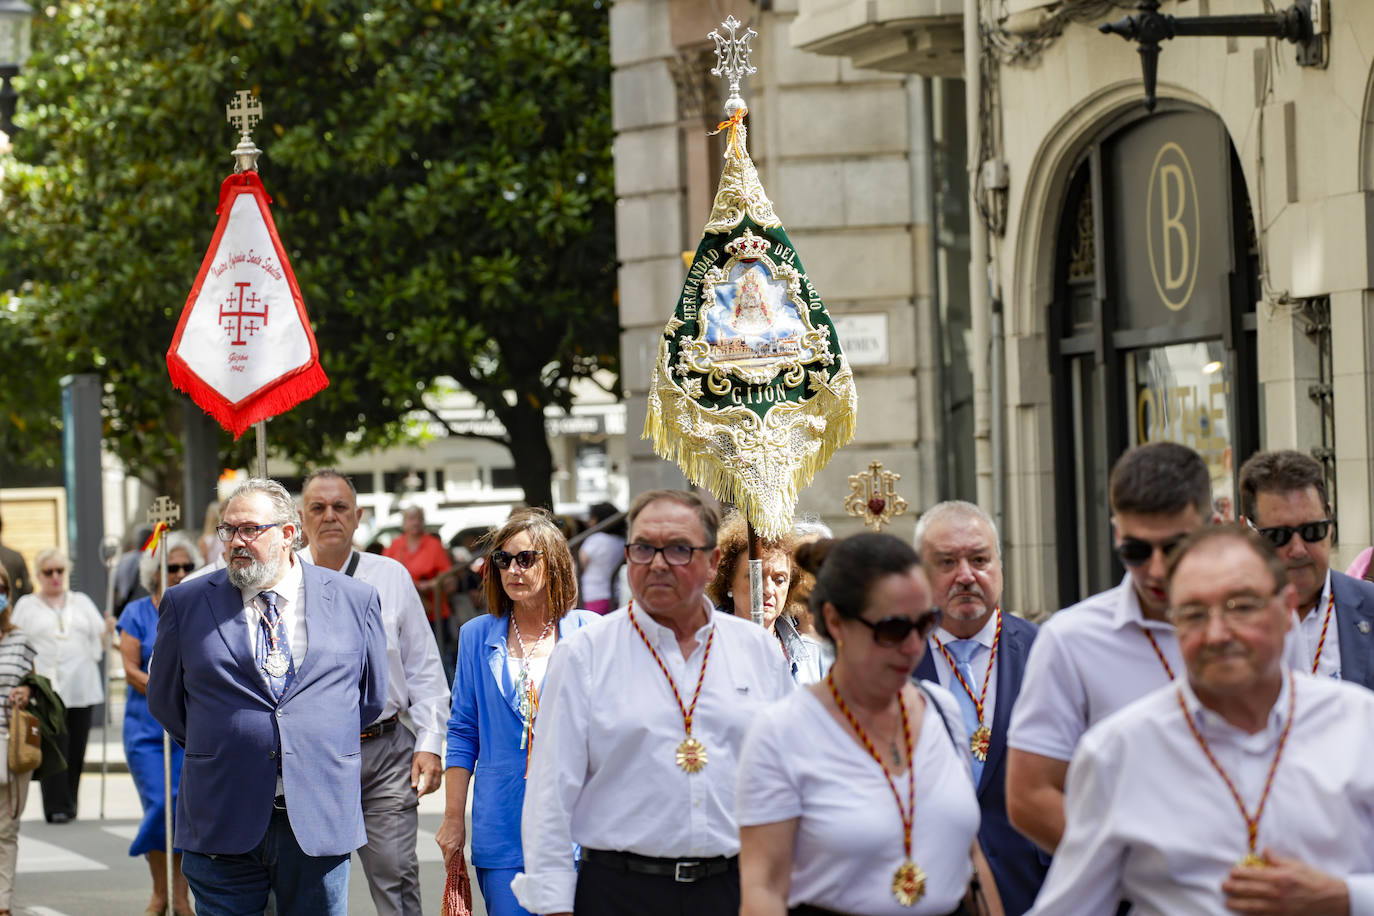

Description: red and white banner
[166,171,327,438]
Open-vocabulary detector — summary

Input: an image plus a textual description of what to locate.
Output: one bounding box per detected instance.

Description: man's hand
[411,751,442,797]
[434,814,465,867]
[1223,849,1350,915]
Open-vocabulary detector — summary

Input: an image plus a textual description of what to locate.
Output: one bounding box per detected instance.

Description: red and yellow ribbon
[708,107,748,159]
[141,521,169,554]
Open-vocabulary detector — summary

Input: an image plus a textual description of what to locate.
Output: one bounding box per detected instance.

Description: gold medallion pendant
[969,725,991,762]
[1238,853,1267,868]
[676,737,708,773]
[892,859,926,906]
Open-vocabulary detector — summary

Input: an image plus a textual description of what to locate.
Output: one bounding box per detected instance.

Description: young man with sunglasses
[1239,449,1374,688]
[1007,442,1209,855]
[914,500,1048,915]
[513,489,792,916]
[298,470,449,916]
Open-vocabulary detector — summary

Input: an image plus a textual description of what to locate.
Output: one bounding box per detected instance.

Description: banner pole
[747,522,764,627]
[254,420,268,478]
[159,538,173,903]
[99,537,119,820]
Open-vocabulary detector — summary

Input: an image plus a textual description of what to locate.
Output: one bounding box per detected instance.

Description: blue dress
[447,610,601,916]
[118,596,183,856]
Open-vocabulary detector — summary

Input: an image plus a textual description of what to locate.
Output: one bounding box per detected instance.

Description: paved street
[10,693,484,915]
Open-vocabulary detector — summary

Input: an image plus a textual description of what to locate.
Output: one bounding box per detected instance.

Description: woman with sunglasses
[0,565,37,916]
[10,548,107,824]
[117,531,201,916]
[738,533,1002,916]
[437,509,600,916]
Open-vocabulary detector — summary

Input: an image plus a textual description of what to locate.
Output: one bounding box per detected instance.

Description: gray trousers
[356,721,423,916]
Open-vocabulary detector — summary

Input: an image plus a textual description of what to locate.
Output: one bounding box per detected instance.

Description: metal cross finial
[146,496,182,528]
[844,461,908,533]
[708,15,757,117]
[226,89,263,173]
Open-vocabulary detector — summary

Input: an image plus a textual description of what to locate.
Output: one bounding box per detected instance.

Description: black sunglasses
[490,549,542,571]
[1116,536,1185,568]
[1252,519,1331,549]
[853,609,942,648]
[165,563,196,575]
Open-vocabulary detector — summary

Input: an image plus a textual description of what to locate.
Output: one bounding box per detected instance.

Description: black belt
[273,795,287,811]
[581,848,736,884]
[791,902,971,916]
[361,714,398,741]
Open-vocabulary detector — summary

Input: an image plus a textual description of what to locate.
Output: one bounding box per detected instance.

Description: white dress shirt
[737,683,979,915]
[927,612,1001,729]
[512,599,794,914]
[300,547,448,754]
[11,592,106,708]
[1008,576,1181,762]
[1297,570,1341,680]
[1029,671,1374,915]
[238,555,307,667]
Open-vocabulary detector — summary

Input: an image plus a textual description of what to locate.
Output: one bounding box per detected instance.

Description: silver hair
[792,515,834,540]
[138,531,204,594]
[913,500,1002,557]
[222,478,303,550]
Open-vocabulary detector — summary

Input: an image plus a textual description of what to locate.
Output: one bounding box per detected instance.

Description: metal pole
[99,536,119,820]
[254,420,268,478]
[159,539,173,901]
[747,522,764,627]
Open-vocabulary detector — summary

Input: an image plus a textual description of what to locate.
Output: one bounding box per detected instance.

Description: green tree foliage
[0,0,617,507]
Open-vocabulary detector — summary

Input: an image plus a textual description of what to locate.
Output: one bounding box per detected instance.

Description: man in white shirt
[914,501,1047,915]
[1239,449,1374,688]
[1031,524,1374,914]
[1007,441,1209,853]
[298,470,449,916]
[512,489,793,916]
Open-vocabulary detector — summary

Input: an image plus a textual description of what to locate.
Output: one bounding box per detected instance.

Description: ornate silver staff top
[708,15,757,117]
[226,89,263,173]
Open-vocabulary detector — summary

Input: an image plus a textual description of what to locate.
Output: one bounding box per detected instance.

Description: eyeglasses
[165,563,196,575]
[41,568,66,577]
[852,608,943,648]
[625,543,712,566]
[1249,519,1331,549]
[1116,536,1185,568]
[1170,594,1276,630]
[490,550,543,571]
[215,523,280,543]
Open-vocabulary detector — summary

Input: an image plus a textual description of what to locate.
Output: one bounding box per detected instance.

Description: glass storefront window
[1127,340,1235,521]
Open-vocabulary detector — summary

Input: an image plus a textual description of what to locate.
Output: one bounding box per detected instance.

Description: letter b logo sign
[1146,142,1200,311]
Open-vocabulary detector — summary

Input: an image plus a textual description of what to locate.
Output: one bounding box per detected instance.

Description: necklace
[627,601,715,773]
[1144,629,1175,680]
[1309,590,1335,674]
[1175,671,1297,867]
[511,612,555,771]
[47,594,69,640]
[825,671,924,906]
[932,608,1002,761]
[251,600,290,678]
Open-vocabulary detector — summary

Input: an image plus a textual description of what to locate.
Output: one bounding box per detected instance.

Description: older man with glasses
[1239,449,1374,688]
[1030,523,1374,914]
[512,489,793,916]
[1007,442,1211,855]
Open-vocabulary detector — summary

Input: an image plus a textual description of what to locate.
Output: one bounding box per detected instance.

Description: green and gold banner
[645,113,857,539]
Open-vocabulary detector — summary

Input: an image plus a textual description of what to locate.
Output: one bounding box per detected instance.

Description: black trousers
[39,704,93,821]
[573,855,739,916]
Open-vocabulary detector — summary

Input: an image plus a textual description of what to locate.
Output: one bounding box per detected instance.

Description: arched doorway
[1048,104,1261,606]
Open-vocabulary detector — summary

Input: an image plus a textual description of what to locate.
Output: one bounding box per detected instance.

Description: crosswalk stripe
[17,836,108,874]
[26,907,75,916]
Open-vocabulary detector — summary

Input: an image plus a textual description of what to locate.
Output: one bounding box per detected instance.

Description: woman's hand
[434,814,466,867]
[8,686,30,709]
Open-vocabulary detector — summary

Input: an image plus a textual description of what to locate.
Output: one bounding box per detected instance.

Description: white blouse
[738,681,981,915]
[12,591,106,708]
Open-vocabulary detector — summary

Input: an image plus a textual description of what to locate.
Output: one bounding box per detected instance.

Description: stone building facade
[611,0,1374,615]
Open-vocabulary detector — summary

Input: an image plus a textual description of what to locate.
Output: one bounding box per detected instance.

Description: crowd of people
[0,440,1370,915]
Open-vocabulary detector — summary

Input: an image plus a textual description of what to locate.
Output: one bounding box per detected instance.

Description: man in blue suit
[148,478,388,916]
[914,500,1048,915]
[1240,449,1374,687]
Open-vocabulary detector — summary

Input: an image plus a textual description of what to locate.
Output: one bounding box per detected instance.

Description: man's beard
[227,547,284,592]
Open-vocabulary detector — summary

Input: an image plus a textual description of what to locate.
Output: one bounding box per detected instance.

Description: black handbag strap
[344,551,361,578]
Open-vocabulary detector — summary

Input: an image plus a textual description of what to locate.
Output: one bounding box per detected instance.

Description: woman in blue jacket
[436,509,600,916]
